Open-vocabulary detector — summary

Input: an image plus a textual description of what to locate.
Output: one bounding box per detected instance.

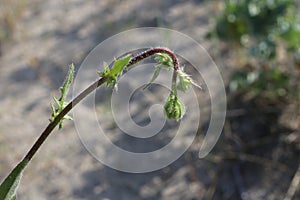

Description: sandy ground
[0,1,215,199]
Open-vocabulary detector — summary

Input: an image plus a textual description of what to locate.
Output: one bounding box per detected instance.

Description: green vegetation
[0,47,200,199]
[208,0,300,99]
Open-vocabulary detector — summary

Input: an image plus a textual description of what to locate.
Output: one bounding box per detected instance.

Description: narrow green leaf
[0,159,28,200]
[143,65,162,89]
[63,115,73,120]
[50,64,75,129]
[51,104,56,113]
[60,63,75,102]
[53,97,60,108]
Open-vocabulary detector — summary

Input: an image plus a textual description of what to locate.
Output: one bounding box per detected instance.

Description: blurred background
[0,0,300,199]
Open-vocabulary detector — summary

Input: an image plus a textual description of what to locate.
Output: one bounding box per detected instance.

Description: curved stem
[128,47,180,70]
[23,47,180,163]
[128,47,179,95]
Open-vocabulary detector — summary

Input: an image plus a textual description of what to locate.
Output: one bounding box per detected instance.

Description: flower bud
[177,74,191,91]
[176,69,202,91]
[164,92,185,120]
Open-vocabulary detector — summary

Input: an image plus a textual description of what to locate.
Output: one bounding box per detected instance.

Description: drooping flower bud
[155,53,174,68]
[177,71,191,91]
[164,92,185,120]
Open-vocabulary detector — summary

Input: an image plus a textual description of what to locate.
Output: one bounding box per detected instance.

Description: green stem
[22,47,180,163]
[24,76,108,162]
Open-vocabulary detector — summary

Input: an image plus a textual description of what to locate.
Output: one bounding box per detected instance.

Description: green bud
[155,53,174,67]
[177,69,202,91]
[177,74,191,91]
[164,92,185,120]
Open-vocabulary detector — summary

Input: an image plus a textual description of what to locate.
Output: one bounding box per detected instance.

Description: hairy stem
[23,77,108,162]
[128,47,179,70]
[23,47,179,163]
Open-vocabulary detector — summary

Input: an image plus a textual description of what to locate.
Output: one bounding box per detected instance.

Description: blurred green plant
[208,0,300,100]
[229,68,291,99]
[208,0,300,62]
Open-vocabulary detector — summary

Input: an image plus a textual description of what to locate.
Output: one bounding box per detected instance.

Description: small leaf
[60,63,75,102]
[0,159,28,200]
[50,104,56,114]
[98,54,132,89]
[143,65,162,89]
[50,64,75,129]
[110,54,131,77]
[63,115,73,120]
[53,97,60,108]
